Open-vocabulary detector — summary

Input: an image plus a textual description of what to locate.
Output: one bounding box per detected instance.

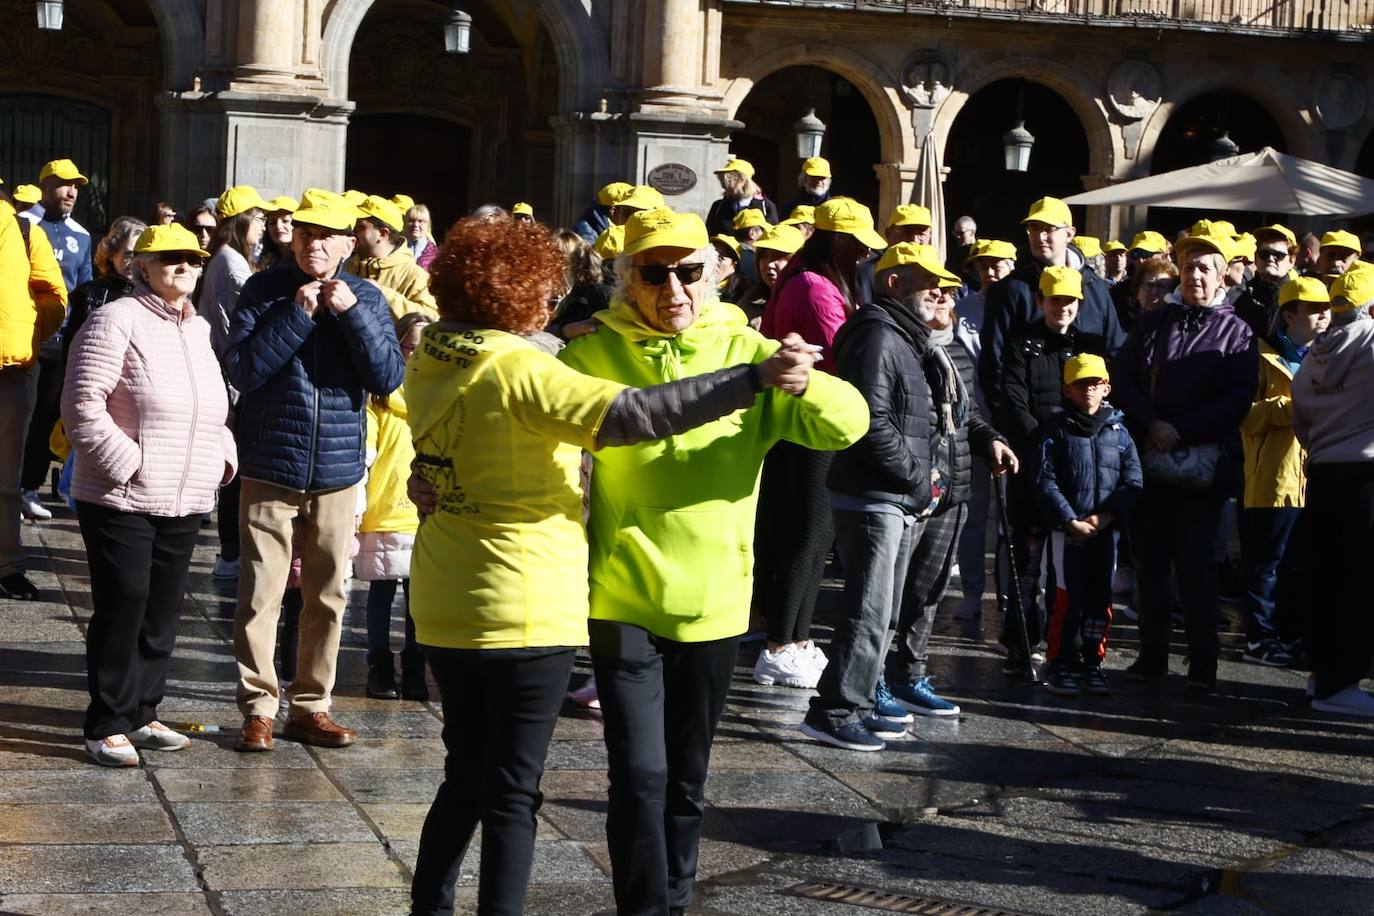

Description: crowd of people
[3,151,1374,915]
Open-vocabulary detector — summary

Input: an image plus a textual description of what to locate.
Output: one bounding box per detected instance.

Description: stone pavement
[2,502,1373,916]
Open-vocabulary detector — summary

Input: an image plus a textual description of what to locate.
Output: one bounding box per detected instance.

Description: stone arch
[321,0,608,111]
[144,0,203,91]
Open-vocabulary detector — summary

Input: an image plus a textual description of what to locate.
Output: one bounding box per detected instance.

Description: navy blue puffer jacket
[1036,405,1143,528]
[225,263,405,492]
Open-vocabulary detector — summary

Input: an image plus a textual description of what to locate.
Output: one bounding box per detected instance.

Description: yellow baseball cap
[1231,233,1257,264]
[713,158,755,179]
[391,193,415,212]
[292,188,360,232]
[711,234,742,260]
[12,184,40,206]
[267,195,298,213]
[38,158,88,186]
[512,202,534,218]
[215,185,269,219]
[622,207,709,257]
[1129,230,1169,254]
[1279,276,1332,307]
[1320,229,1361,253]
[598,181,632,207]
[1175,232,1235,263]
[616,185,665,212]
[785,205,816,224]
[1021,197,1073,229]
[593,224,625,260]
[754,224,806,256]
[357,194,405,232]
[887,203,932,229]
[874,241,959,282]
[732,208,770,231]
[1329,264,1374,312]
[817,197,886,250]
[133,223,211,259]
[801,157,832,178]
[1039,265,1083,300]
[1190,219,1237,238]
[1254,224,1297,247]
[969,239,1017,262]
[343,189,369,208]
[1071,236,1102,259]
[1063,353,1110,386]
[1103,240,1127,254]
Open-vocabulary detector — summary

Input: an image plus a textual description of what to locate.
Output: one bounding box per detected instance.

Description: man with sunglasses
[224,188,405,754]
[559,206,869,916]
[1234,224,1297,336]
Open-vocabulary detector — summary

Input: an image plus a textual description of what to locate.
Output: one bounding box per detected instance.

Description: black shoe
[1043,666,1082,697]
[1185,677,1217,694]
[1124,659,1167,682]
[0,573,39,600]
[1216,560,1242,603]
[1082,666,1111,696]
[366,654,399,700]
[400,647,429,701]
[1002,653,1031,677]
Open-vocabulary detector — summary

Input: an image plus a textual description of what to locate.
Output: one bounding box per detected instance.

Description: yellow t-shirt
[405,325,626,649]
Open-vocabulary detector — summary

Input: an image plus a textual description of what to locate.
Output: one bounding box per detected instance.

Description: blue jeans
[808,507,920,729]
[1238,507,1301,644]
[365,578,415,661]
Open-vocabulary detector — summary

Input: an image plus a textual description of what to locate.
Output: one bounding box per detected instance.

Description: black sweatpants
[411,645,574,916]
[589,619,739,916]
[76,501,202,740]
[1043,529,1118,669]
[21,350,63,492]
[217,476,241,563]
[1304,463,1374,699]
[753,442,833,644]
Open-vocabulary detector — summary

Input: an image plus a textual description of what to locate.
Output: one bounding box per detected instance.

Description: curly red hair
[428,216,566,334]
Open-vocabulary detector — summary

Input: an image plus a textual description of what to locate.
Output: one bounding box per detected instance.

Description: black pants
[1044,529,1118,669]
[21,351,63,491]
[411,646,574,916]
[217,476,241,562]
[1305,464,1374,699]
[76,501,202,739]
[753,442,833,644]
[590,619,739,916]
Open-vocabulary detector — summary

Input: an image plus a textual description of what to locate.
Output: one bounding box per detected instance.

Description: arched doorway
[346,114,472,235]
[1147,91,1290,236]
[943,80,1090,248]
[731,66,882,215]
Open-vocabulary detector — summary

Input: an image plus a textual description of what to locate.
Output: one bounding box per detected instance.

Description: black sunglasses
[636,263,704,286]
[1256,248,1290,261]
[154,252,205,268]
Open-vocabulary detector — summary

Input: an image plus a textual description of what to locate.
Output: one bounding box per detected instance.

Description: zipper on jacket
[306,332,320,490]
[176,317,199,517]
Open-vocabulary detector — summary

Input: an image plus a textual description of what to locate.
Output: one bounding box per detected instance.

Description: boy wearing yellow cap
[1037,354,1142,695]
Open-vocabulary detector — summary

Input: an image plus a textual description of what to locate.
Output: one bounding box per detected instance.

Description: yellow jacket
[0,201,68,368]
[361,385,419,534]
[347,244,438,321]
[1241,340,1305,508]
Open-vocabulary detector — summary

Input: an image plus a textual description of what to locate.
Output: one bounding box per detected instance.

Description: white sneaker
[211,556,240,580]
[85,734,140,767]
[127,721,191,752]
[798,640,828,675]
[1311,685,1374,717]
[20,489,51,520]
[753,645,818,688]
[569,677,600,710]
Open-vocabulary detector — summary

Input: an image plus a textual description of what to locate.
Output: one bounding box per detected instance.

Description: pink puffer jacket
[62,289,236,517]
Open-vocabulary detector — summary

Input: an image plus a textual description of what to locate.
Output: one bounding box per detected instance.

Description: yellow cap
[12,184,40,206]
[732,208,770,231]
[887,203,932,229]
[1063,353,1110,386]
[711,234,742,260]
[785,205,815,224]
[38,158,88,186]
[969,239,1017,262]
[593,224,626,260]
[754,224,806,256]
[1254,224,1297,247]
[1175,232,1235,263]
[343,189,368,208]
[616,185,665,212]
[1190,219,1237,238]
[215,185,269,219]
[801,157,831,178]
[1330,264,1374,312]
[622,207,709,257]
[598,181,632,207]
[874,241,959,282]
[357,194,405,232]
[1039,265,1084,300]
[1071,236,1102,259]
[1021,197,1073,229]
[816,197,886,250]
[1103,240,1127,254]
[391,193,415,212]
[713,158,755,179]
[1279,276,1332,307]
[267,195,298,213]
[292,188,361,232]
[1320,229,1361,253]
[1231,233,1257,263]
[512,202,534,218]
[133,223,211,259]
[1129,230,1170,254]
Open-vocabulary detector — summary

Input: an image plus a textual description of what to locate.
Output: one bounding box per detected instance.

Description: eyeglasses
[635,263,704,286]
[193,224,215,234]
[1071,378,1110,390]
[154,252,206,268]
[1256,248,1290,261]
[1144,279,1176,290]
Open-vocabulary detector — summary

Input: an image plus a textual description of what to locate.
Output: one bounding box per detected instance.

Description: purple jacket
[1111,294,1258,448]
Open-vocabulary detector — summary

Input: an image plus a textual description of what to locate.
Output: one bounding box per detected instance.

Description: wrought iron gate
[0,94,111,231]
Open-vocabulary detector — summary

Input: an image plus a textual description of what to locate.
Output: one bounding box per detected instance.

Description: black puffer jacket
[827,299,934,514]
[934,333,1005,512]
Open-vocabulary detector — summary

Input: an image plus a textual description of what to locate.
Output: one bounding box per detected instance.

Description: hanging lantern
[443,6,472,54]
[1003,121,1035,172]
[36,0,64,30]
[793,108,827,160]
[1209,130,1240,162]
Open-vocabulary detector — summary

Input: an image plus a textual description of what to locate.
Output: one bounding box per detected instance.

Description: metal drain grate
[783,882,1037,915]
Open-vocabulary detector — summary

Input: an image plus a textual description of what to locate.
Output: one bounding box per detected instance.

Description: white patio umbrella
[914,129,947,262]
[1063,147,1374,217]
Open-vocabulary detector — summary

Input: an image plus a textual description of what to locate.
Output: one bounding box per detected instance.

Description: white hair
[612,244,721,304]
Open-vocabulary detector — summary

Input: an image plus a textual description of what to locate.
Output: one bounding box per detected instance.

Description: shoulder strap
[15,214,30,261]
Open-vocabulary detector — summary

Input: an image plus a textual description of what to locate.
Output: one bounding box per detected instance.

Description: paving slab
[170,801,377,846]
[0,844,200,894]
[0,802,176,844]
[0,892,214,915]
[154,767,344,802]
[197,841,406,891]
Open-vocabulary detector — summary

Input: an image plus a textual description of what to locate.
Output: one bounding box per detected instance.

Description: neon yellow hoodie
[560,296,869,642]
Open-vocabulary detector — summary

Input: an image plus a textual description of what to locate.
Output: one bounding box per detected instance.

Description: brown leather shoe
[237,715,274,752]
[283,711,357,748]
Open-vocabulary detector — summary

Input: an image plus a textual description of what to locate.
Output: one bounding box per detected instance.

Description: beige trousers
[234,478,356,719]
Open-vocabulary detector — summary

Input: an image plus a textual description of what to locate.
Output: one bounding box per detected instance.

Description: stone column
[234,0,297,86]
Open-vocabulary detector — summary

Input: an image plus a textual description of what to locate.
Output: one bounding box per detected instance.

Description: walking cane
[993,472,1039,683]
